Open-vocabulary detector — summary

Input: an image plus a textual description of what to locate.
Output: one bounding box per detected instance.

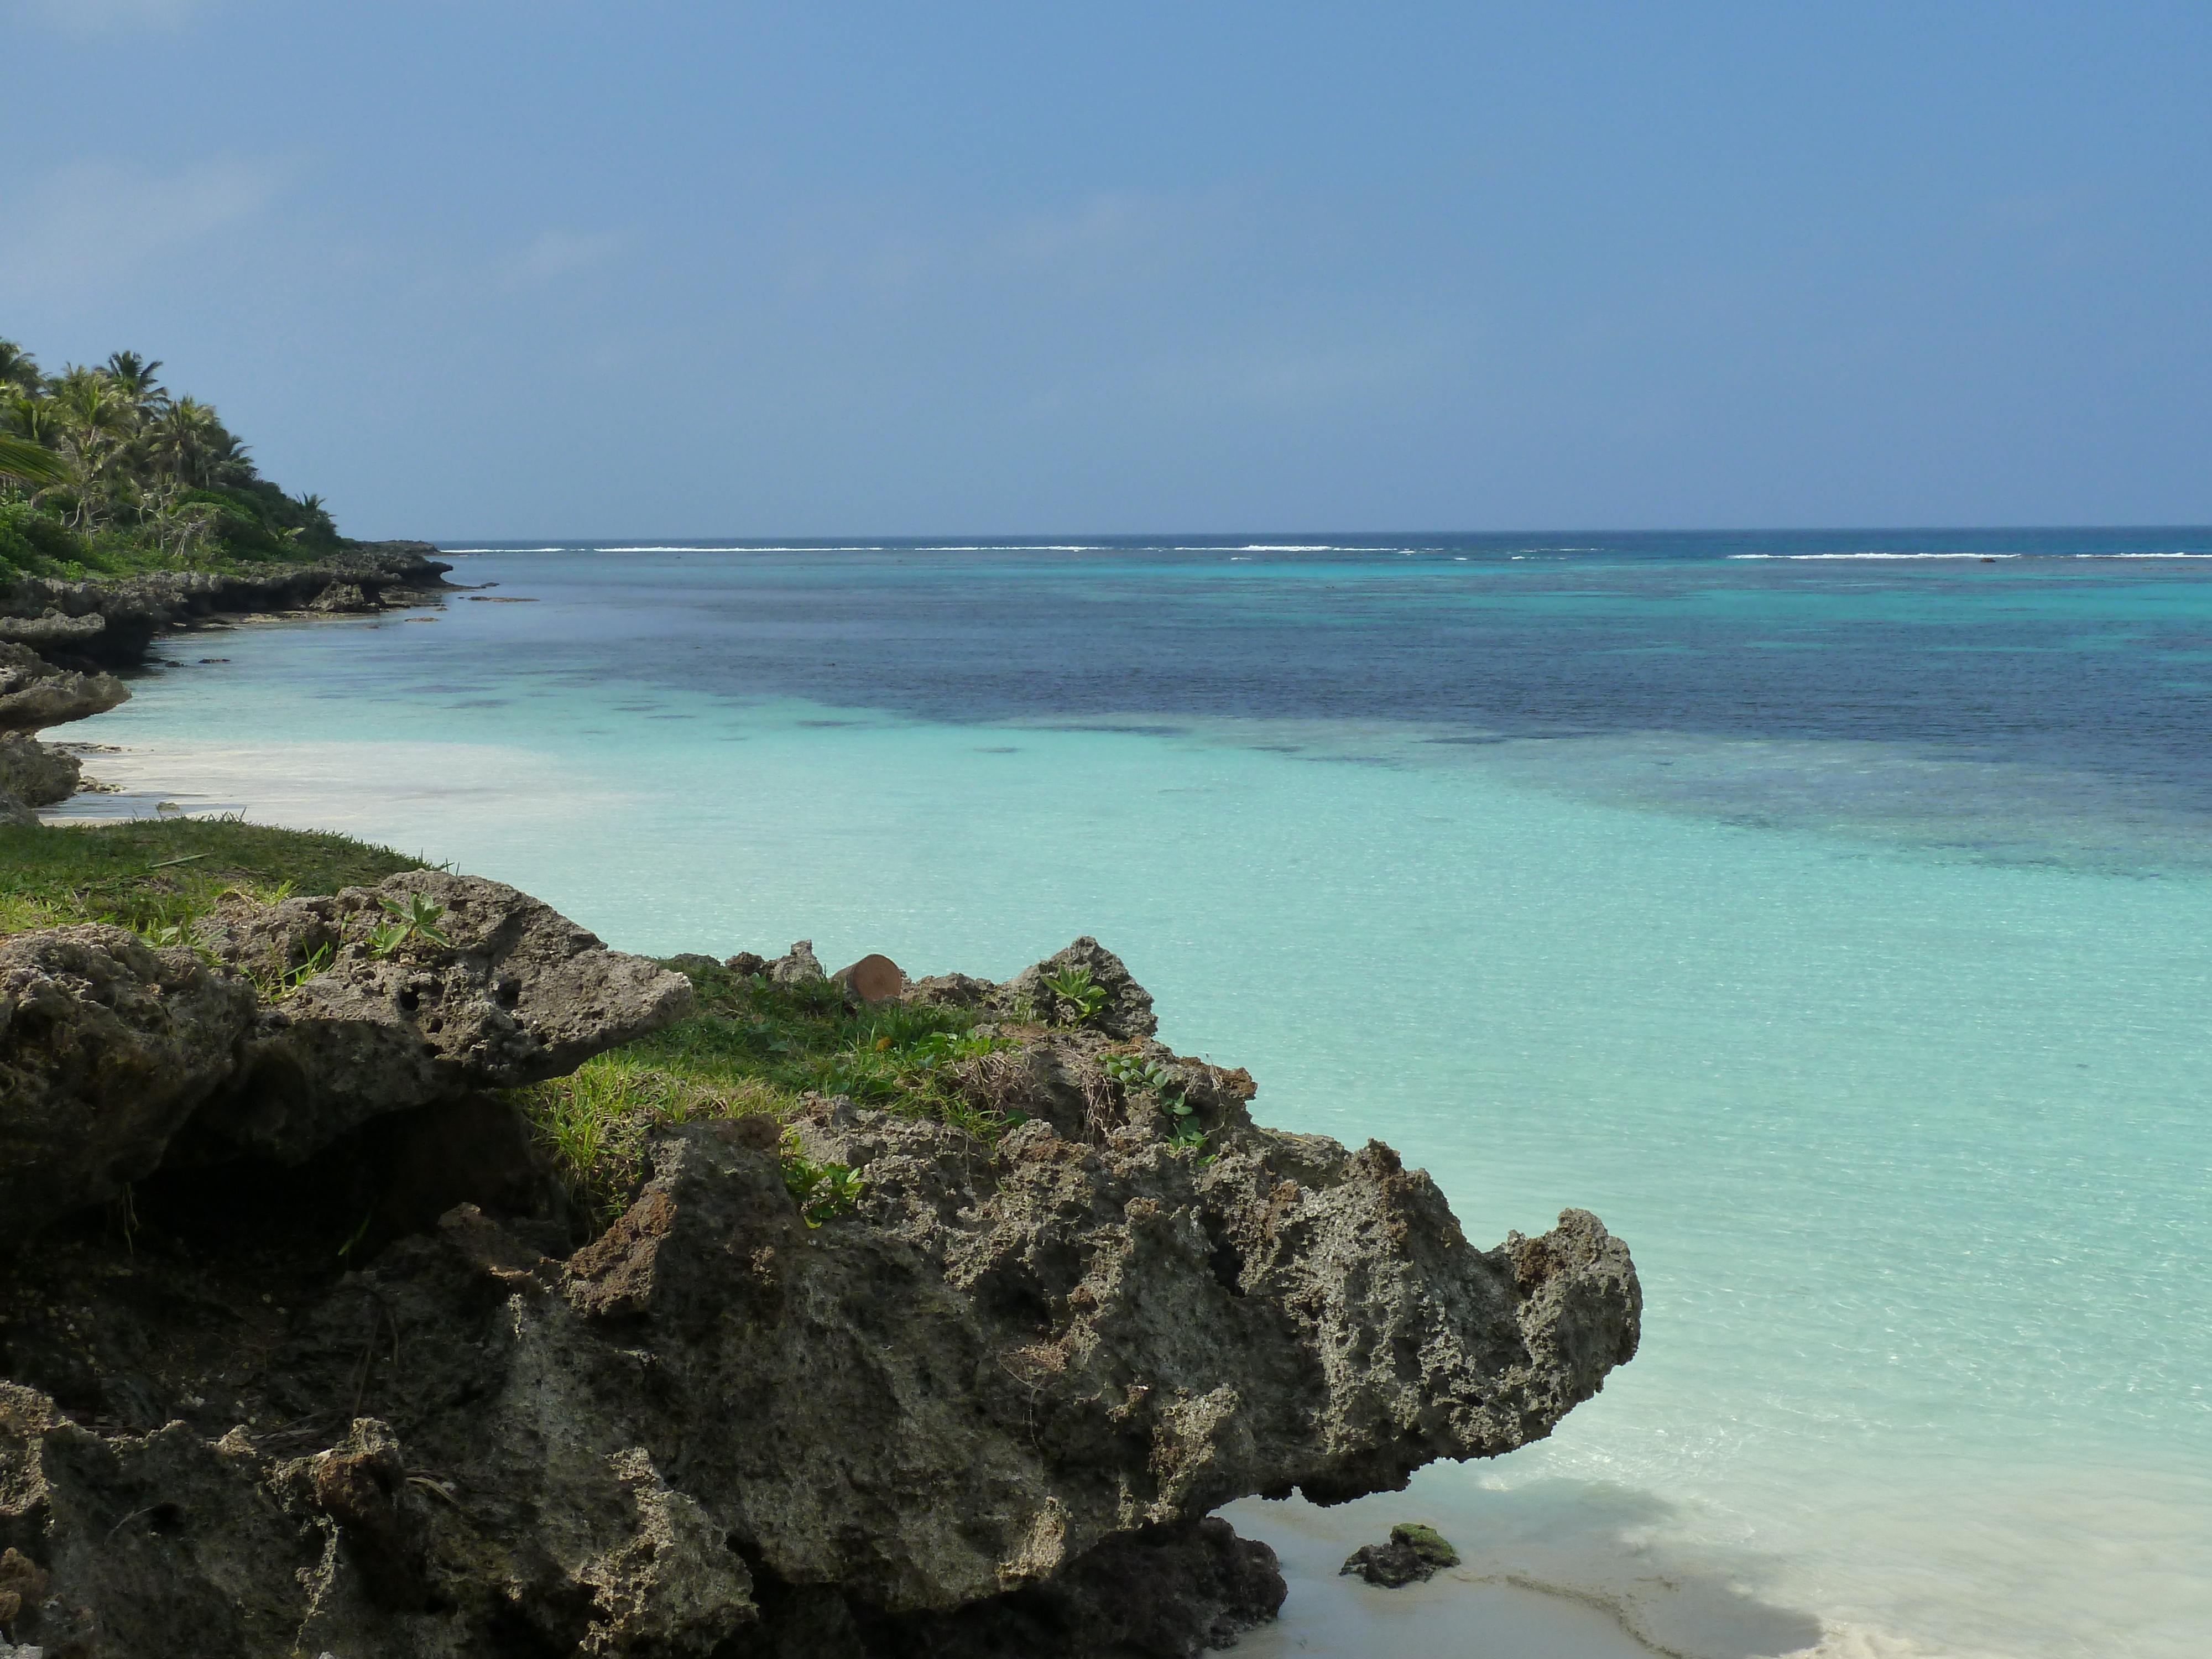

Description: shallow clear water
[62,533,2212,1658]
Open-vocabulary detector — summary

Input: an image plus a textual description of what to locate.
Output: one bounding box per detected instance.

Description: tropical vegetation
[0,335,345,579]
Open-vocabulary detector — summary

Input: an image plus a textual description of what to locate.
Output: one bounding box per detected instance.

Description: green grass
[512,959,1029,1226]
[0,817,425,938]
[0,817,1007,1232]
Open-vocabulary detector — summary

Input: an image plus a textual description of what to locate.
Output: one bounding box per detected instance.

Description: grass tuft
[0,817,424,942]
[510,960,1025,1227]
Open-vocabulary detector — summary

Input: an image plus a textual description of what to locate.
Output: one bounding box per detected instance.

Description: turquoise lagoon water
[60,536,2212,1658]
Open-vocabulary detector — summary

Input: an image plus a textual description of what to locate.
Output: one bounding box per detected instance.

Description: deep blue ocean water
[63,529,2212,1658]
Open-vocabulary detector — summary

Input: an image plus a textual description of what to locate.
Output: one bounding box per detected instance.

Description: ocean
[60,530,2212,1658]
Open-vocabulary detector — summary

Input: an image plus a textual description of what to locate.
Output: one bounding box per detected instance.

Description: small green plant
[280,941,335,993]
[1104,1051,1206,1149]
[780,1129,864,1226]
[368,891,451,957]
[1041,964,1108,1025]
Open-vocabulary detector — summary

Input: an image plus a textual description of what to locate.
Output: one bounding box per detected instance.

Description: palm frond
[0,433,67,485]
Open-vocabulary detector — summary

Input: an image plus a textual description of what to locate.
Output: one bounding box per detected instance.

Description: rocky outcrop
[0,643,128,734]
[1340,1522,1460,1587]
[0,542,450,668]
[768,939,826,985]
[0,611,105,650]
[0,927,258,1248]
[306,581,378,614]
[0,930,1639,1658]
[0,733,81,807]
[1000,936,1157,1038]
[0,877,692,1256]
[188,870,695,1163]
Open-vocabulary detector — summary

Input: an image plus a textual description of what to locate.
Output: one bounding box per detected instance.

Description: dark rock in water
[0,641,129,733]
[833,951,905,1001]
[306,580,379,614]
[185,870,693,1164]
[0,732,82,805]
[0,927,258,1249]
[1340,1521,1462,1587]
[1001,935,1157,1036]
[768,938,827,985]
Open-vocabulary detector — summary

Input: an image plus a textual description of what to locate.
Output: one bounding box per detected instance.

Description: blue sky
[3,1,2207,536]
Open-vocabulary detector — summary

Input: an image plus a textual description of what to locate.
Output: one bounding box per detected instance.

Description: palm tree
[205,425,255,484]
[49,369,138,529]
[0,340,40,395]
[0,434,67,486]
[104,351,168,418]
[147,395,224,486]
[2,391,61,447]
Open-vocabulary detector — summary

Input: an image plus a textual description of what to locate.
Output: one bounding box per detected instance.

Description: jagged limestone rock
[306,582,378,614]
[0,609,105,650]
[0,733,81,806]
[0,544,450,666]
[189,870,695,1163]
[0,643,128,734]
[767,940,827,985]
[0,931,1638,1657]
[0,1109,1634,1655]
[1340,1521,1461,1587]
[0,927,257,1249]
[1001,936,1157,1037]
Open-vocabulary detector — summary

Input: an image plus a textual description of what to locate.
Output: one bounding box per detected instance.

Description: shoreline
[0,554,1710,1659]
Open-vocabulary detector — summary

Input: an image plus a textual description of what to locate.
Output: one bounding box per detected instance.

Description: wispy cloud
[984,193,1161,267]
[0,157,286,294]
[778,191,1173,296]
[511,228,628,285]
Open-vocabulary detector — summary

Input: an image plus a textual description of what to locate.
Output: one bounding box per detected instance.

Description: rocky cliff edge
[0,885,1639,1658]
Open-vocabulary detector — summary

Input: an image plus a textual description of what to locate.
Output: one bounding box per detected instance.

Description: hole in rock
[130,1094,567,1265]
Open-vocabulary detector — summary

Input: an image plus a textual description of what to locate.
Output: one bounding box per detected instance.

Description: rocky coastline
[0,544,451,821]
[0,555,1641,1657]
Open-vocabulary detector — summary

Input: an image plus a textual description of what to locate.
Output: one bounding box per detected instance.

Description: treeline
[0,336,343,578]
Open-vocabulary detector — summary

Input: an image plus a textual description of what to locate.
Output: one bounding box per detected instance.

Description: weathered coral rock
[0,793,34,827]
[307,581,378,614]
[0,609,104,650]
[189,870,695,1162]
[0,642,128,734]
[767,939,826,985]
[1340,1521,1460,1587]
[0,933,1637,1657]
[0,1096,1634,1655]
[0,544,450,667]
[0,733,81,806]
[1000,936,1157,1037]
[0,927,257,1249]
